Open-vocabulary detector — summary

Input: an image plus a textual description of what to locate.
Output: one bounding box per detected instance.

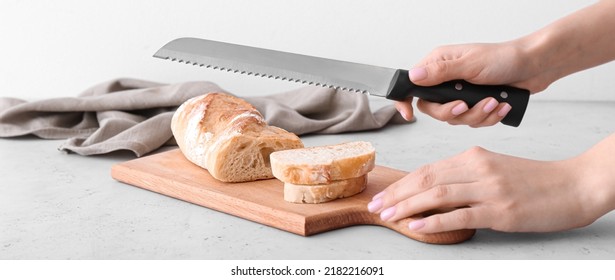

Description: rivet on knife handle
[387,69,530,127]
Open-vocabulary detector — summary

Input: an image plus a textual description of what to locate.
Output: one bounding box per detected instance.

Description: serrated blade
[153,37,395,96]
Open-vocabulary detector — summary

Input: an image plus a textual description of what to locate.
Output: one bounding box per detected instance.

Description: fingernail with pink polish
[380,206,396,221]
[399,110,410,121]
[483,98,498,113]
[408,220,426,231]
[498,103,512,117]
[451,102,468,116]
[367,198,383,213]
[409,68,427,82]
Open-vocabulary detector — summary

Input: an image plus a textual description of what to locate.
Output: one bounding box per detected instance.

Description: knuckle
[388,187,403,204]
[455,209,474,226]
[427,214,443,231]
[432,60,450,76]
[465,146,487,157]
[432,184,450,200]
[415,165,436,190]
[447,119,464,125]
[475,162,494,176]
[475,157,499,176]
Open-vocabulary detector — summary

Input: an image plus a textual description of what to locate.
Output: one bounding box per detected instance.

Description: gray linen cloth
[0,78,408,157]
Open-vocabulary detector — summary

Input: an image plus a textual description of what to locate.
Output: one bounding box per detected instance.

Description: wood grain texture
[111,149,475,244]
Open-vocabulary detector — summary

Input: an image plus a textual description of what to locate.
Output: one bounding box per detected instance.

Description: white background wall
[1,0,611,101]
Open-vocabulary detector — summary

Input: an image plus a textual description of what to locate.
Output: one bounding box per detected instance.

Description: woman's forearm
[518,0,615,84]
[573,133,615,219]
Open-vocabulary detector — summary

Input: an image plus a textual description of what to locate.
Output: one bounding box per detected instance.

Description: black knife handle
[386,69,530,127]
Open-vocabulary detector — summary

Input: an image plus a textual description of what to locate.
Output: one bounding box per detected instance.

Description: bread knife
[154,37,530,127]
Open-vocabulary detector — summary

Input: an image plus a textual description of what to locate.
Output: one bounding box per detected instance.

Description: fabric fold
[0,78,409,157]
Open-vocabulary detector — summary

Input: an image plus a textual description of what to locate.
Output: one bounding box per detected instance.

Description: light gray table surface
[2,99,615,260]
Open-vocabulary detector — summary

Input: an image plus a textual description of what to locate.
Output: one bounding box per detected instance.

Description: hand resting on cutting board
[371,0,615,233]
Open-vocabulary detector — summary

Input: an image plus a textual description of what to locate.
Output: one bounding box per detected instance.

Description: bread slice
[270,141,375,184]
[284,175,367,203]
[171,93,304,182]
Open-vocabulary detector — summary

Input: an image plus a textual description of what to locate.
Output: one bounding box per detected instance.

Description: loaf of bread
[270,141,375,185]
[284,175,367,204]
[171,93,304,183]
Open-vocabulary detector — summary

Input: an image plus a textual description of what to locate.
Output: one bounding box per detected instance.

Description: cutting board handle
[368,208,476,244]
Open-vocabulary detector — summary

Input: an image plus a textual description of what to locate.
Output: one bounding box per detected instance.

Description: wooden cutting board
[111,149,475,244]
